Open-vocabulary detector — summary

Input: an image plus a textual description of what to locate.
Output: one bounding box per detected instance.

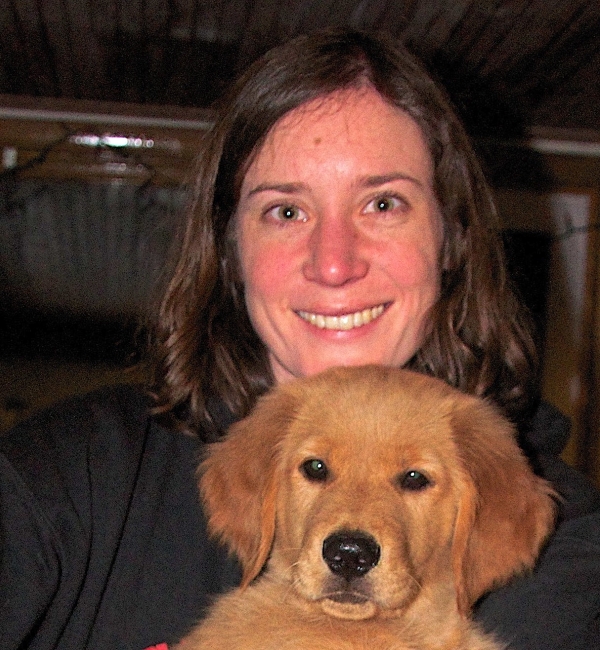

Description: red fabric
[144,645,168,650]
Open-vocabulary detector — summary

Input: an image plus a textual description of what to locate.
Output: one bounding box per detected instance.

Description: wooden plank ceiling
[0,0,598,183]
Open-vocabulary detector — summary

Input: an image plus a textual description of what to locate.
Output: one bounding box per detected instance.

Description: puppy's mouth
[327,591,369,605]
[320,592,377,620]
[320,586,377,620]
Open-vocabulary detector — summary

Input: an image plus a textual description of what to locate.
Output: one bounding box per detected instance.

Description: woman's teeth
[297,305,385,331]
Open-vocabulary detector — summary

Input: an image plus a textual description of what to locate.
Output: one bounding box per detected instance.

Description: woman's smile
[296,304,387,331]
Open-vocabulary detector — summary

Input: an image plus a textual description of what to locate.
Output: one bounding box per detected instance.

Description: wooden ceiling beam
[0,95,214,185]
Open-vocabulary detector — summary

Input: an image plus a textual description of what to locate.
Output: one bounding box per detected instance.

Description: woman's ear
[199,389,298,587]
[450,397,557,615]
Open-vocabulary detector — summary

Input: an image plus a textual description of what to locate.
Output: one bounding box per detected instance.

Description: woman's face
[236,87,443,383]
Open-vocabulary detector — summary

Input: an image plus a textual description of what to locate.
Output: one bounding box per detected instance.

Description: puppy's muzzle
[322,531,381,581]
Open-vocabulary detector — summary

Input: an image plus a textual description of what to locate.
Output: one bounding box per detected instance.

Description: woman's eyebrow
[245,173,424,198]
[246,182,306,197]
[359,173,424,189]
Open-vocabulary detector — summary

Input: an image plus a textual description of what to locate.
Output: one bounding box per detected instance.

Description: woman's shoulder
[474,506,600,650]
[523,401,600,521]
[0,384,163,548]
[0,384,236,649]
[0,384,154,489]
[1,382,153,446]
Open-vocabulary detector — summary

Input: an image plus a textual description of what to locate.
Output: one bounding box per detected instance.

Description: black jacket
[1,384,599,649]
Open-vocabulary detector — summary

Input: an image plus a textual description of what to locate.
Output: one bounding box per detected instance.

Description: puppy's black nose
[322,532,381,580]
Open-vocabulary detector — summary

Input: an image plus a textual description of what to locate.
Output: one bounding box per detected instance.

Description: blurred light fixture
[68,132,181,152]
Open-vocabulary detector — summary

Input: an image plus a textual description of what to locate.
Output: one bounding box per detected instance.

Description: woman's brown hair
[149,29,538,439]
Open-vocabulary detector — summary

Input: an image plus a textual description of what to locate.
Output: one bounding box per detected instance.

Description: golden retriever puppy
[176,366,556,650]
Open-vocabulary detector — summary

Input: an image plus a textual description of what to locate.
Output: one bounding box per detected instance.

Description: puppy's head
[199,366,556,619]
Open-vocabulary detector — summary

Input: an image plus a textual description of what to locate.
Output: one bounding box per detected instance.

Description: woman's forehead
[242,88,433,186]
[265,87,417,143]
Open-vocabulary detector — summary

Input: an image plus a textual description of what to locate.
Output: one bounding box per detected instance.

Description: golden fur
[176,366,556,650]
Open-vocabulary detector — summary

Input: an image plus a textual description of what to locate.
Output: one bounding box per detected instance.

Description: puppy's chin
[320,597,378,620]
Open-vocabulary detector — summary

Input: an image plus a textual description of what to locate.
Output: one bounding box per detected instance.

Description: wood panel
[496,186,600,485]
[0,95,212,185]
[0,1,599,132]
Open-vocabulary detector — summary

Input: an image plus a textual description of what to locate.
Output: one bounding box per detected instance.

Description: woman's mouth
[296,304,385,331]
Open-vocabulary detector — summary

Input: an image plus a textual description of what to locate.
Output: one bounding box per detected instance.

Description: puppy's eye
[301,458,329,482]
[399,470,431,491]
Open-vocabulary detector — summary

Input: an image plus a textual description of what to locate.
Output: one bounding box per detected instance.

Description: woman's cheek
[241,240,295,304]
[385,242,440,289]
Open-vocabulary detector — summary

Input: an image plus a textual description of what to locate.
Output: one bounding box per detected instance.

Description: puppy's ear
[450,398,557,615]
[199,389,298,587]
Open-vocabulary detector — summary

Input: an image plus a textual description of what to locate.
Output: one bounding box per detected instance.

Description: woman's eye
[265,204,307,222]
[365,195,405,214]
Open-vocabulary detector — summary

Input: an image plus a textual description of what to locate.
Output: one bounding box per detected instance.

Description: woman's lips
[296,304,386,331]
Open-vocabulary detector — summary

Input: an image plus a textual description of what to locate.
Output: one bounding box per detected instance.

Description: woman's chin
[270,351,409,383]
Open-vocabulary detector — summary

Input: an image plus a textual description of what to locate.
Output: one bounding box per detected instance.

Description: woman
[153,29,534,435]
[1,30,599,650]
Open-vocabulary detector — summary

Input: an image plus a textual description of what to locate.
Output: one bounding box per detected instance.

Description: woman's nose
[302,214,369,286]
